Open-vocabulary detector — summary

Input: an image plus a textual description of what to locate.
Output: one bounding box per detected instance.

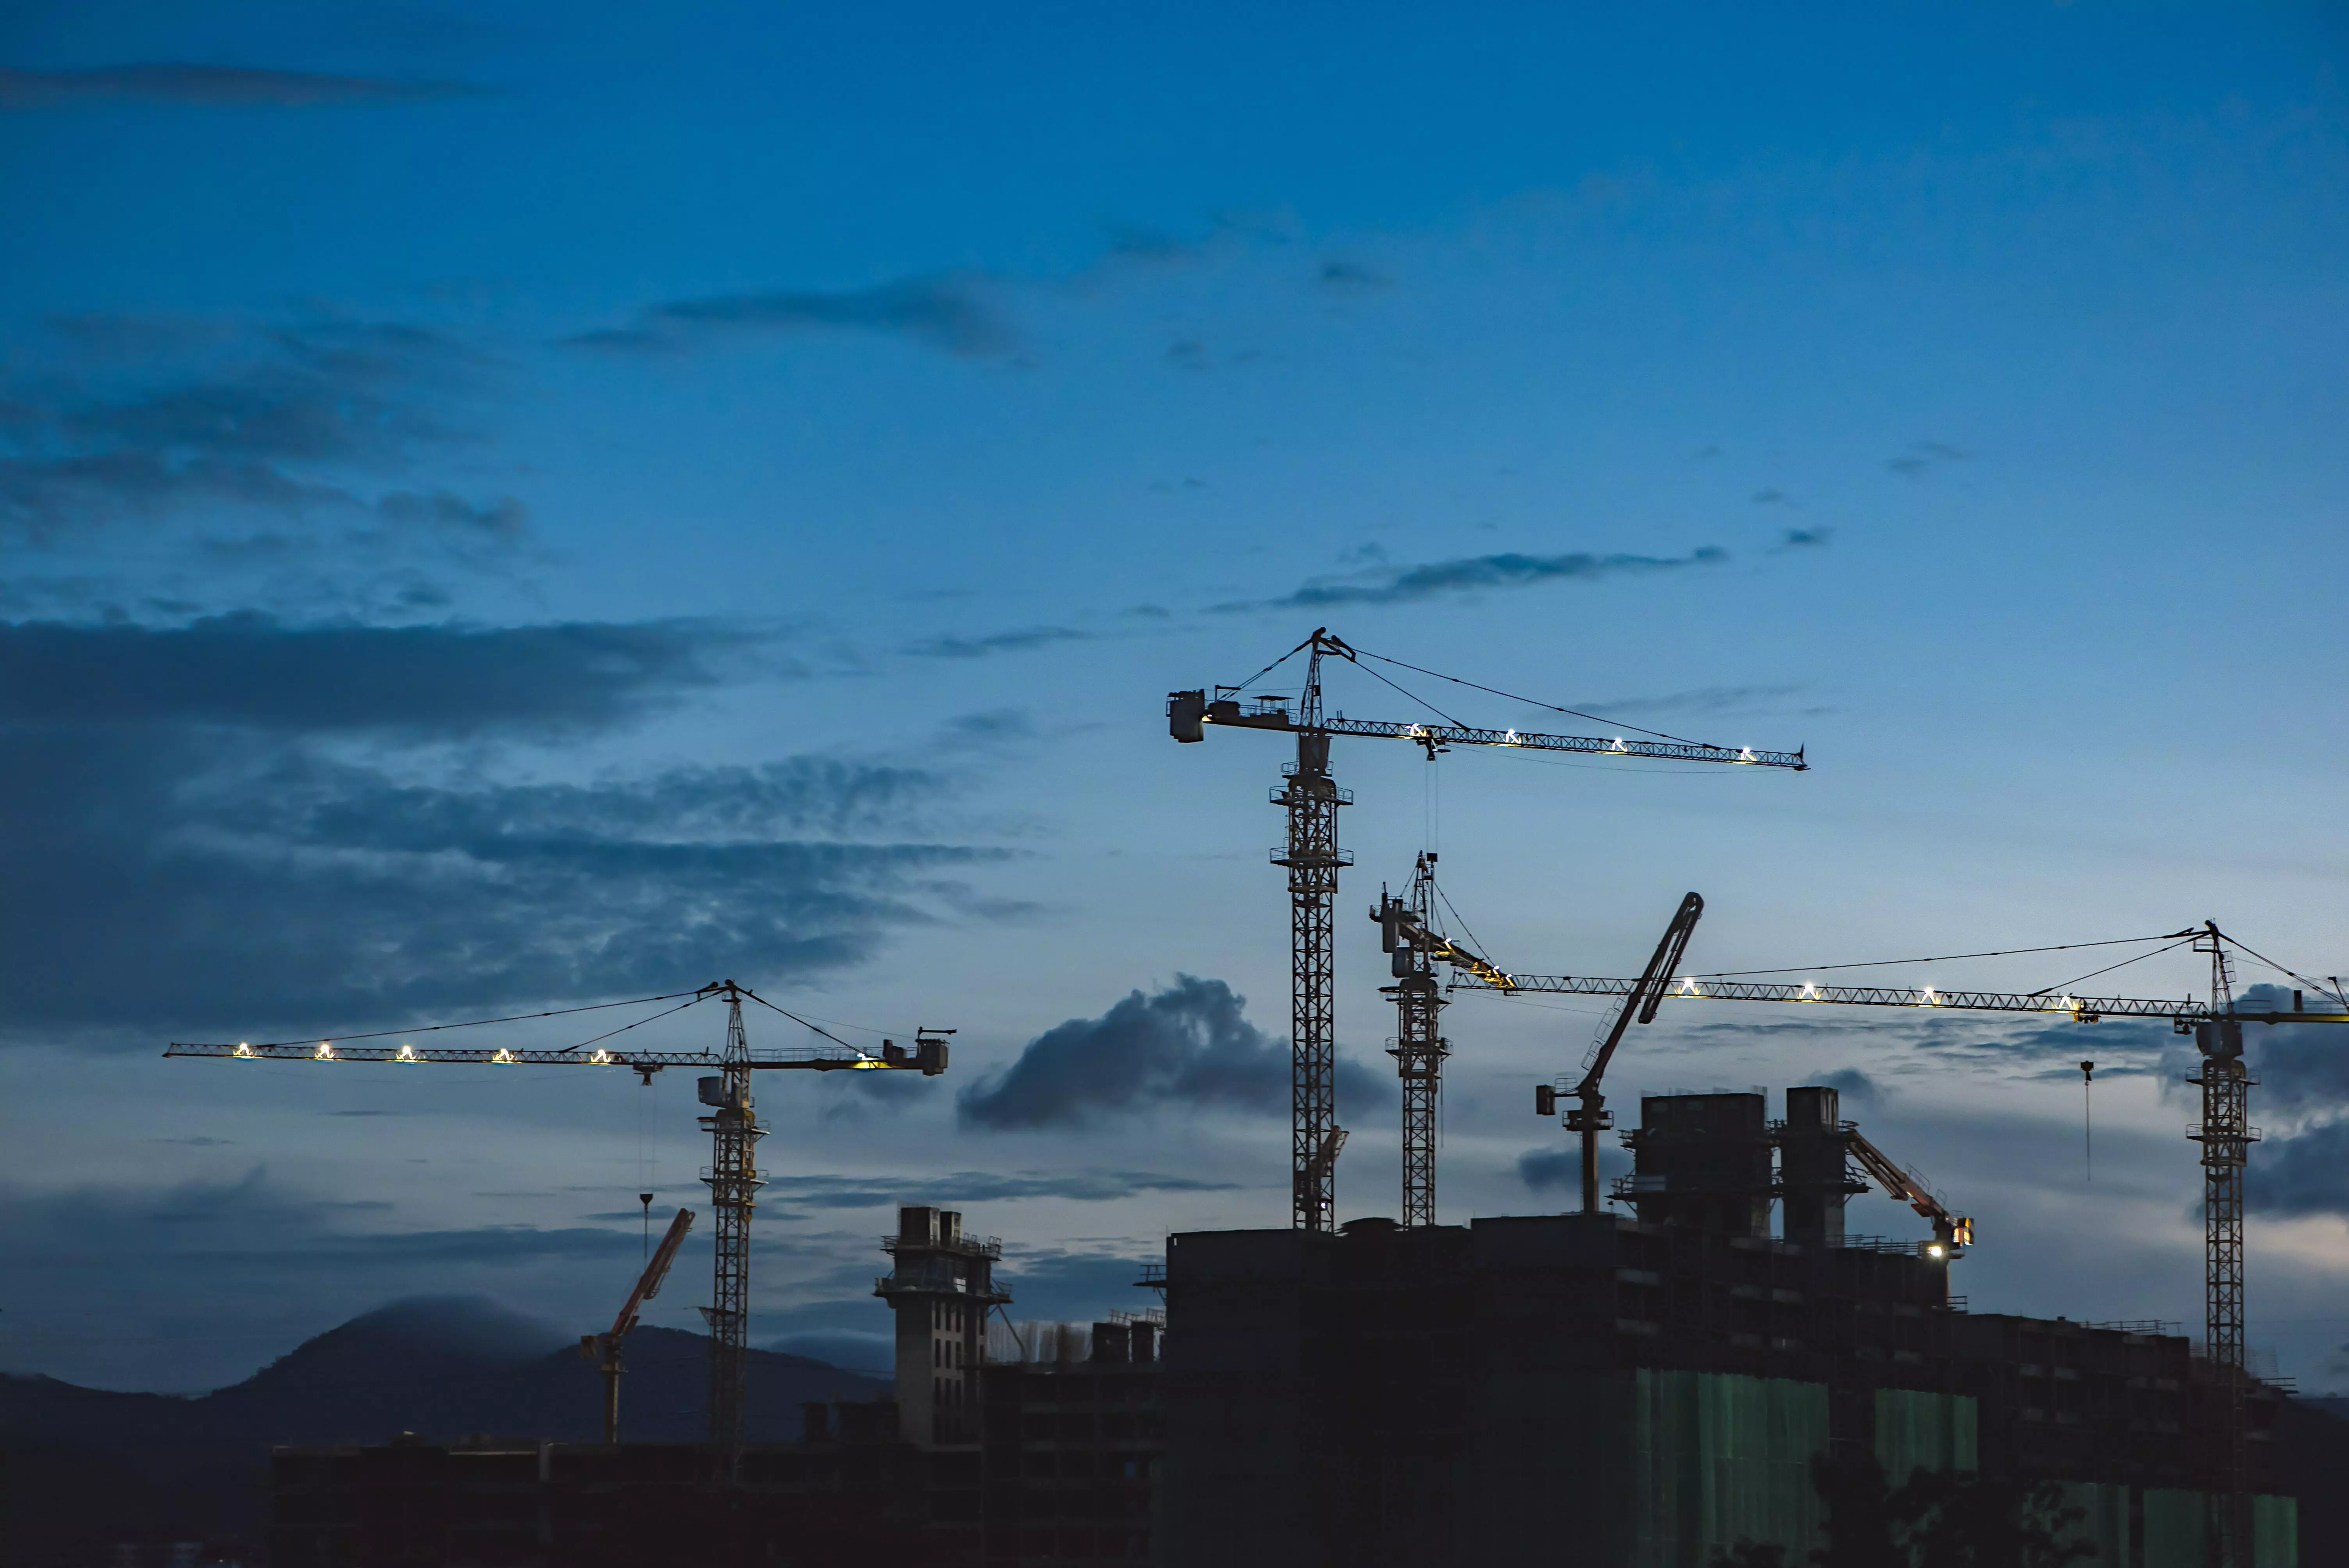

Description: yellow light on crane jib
[233,1042,255,1058]
[315,1042,335,1060]
[395,1044,419,1063]
[589,1049,613,1066]
[492,1049,516,1064]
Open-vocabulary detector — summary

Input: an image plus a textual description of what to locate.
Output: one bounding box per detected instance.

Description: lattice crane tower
[1171,628,1805,1231]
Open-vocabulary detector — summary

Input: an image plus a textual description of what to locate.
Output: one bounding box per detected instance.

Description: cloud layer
[0,66,477,110]
[1223,546,1728,611]
[572,274,1013,358]
[0,317,518,553]
[0,616,993,1038]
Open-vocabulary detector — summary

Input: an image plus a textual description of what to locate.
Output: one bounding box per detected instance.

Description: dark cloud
[0,617,998,1038]
[958,975,1380,1129]
[904,626,1094,661]
[1317,260,1392,291]
[0,613,741,734]
[1814,1067,1883,1107]
[1886,440,1968,479]
[1776,527,1833,549]
[2248,1120,2349,1217]
[571,274,1013,359]
[1218,546,1727,611]
[1165,339,1212,371]
[2251,1012,2349,1118]
[0,317,518,551]
[1751,488,1795,506]
[0,65,478,110]
[1518,1144,1629,1194]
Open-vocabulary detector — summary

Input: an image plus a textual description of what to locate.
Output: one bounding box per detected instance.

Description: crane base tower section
[1159,1095,2296,1568]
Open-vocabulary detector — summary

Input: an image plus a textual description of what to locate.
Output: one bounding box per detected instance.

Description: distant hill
[0,1295,887,1566]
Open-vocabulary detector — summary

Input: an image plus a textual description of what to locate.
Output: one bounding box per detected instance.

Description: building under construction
[269,1094,2313,1566]
[1160,1085,2299,1568]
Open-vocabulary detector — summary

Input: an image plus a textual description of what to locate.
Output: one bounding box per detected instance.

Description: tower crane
[1369,852,1510,1227]
[1526,892,1705,1216]
[581,1206,695,1444]
[165,978,951,1463]
[1169,628,1805,1231]
[1452,922,2348,1568]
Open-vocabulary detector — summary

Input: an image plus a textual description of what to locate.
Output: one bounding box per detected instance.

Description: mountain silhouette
[0,1295,888,1564]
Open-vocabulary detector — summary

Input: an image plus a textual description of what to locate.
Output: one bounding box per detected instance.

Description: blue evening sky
[4,2,2346,1392]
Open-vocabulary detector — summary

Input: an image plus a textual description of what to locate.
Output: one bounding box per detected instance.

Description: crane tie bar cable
[1682,932,2195,980]
[557,994,715,1052]
[740,987,864,1053]
[172,988,713,1051]
[1348,644,1723,749]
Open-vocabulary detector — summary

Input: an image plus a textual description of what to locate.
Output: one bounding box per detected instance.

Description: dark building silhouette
[268,1102,2306,1566]
[1158,1087,2295,1567]
[268,1207,1165,1568]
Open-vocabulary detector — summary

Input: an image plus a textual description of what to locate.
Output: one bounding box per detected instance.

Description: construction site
[177,632,2343,1568]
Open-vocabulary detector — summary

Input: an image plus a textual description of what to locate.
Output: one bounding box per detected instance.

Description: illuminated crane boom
[1450,968,2344,1028]
[166,978,951,1466]
[1169,629,1803,1232]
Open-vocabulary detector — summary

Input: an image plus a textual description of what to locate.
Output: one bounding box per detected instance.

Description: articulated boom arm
[1533,893,1706,1216]
[605,1207,696,1341]
[1846,1130,1970,1252]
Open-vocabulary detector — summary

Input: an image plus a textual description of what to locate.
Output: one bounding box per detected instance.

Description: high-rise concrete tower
[875,1205,1012,1445]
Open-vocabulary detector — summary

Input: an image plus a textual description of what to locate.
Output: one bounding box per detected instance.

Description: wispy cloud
[1317,260,1393,291]
[1886,440,1968,479]
[1217,546,1727,611]
[759,1169,1243,1211]
[569,273,1014,359]
[905,626,1094,660]
[1567,682,1805,719]
[0,65,479,110]
[0,316,519,552]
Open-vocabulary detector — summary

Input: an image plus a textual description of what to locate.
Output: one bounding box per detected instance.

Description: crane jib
[1454,973,2349,1026]
[1184,700,1805,770]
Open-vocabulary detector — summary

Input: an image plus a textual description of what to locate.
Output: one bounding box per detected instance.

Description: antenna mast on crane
[1172,628,1804,1231]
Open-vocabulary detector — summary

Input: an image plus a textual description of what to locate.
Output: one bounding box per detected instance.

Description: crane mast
[2188,924,2254,1568]
[698,983,763,1461]
[1377,854,1448,1228]
[1271,636,1353,1230]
